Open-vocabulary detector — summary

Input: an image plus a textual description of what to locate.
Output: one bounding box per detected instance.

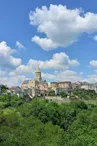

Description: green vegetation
[84,99,97,105]
[1,85,8,93]
[72,88,97,99]
[48,88,97,100]
[60,91,68,98]
[1,94,97,145]
[48,90,55,96]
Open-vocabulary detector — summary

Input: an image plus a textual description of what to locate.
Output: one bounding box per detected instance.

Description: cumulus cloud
[16,41,25,49]
[42,70,97,83]
[90,60,97,68]
[29,4,97,50]
[42,70,83,82]
[0,41,21,69]
[0,42,26,86]
[84,74,97,83]
[16,52,79,73]
[42,73,55,80]
[0,70,28,87]
[93,35,97,41]
[32,36,58,50]
[54,70,82,81]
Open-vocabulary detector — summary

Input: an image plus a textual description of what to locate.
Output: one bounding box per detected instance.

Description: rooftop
[22,80,29,84]
[10,86,20,89]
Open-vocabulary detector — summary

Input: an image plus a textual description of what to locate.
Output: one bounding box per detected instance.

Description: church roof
[35,66,41,72]
[22,80,29,84]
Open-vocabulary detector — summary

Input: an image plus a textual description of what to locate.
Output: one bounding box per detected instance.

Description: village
[1,66,97,102]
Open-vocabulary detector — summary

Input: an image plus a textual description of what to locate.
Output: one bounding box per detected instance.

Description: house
[10,86,21,96]
[51,81,72,95]
[81,83,97,93]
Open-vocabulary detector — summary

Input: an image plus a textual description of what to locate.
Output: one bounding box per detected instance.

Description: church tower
[35,66,42,81]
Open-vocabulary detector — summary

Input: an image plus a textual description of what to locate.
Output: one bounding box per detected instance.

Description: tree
[72,88,97,100]
[60,91,68,98]
[1,85,8,93]
[1,94,97,146]
[48,90,55,96]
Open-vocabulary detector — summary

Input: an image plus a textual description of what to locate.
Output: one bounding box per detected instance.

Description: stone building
[21,66,49,97]
[81,83,97,93]
[10,86,21,96]
[71,81,88,90]
[50,81,72,95]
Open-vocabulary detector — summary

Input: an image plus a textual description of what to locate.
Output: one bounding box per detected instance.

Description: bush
[48,90,55,96]
[60,91,68,98]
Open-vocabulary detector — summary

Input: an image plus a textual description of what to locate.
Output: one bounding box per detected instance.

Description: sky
[1,0,97,86]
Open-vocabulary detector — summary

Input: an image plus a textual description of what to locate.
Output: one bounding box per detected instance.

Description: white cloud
[32,36,58,50]
[1,69,97,86]
[90,60,97,68]
[42,73,55,80]
[16,52,79,73]
[55,70,82,81]
[84,74,97,83]
[93,35,97,41]
[84,68,97,83]
[0,41,21,69]
[0,42,26,86]
[41,70,83,82]
[42,70,97,83]
[29,4,97,50]
[16,41,25,49]
[0,70,28,87]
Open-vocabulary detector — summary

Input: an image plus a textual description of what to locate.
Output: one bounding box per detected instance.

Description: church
[21,66,49,97]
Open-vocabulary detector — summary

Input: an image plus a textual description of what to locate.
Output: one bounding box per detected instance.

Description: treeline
[49,88,97,100]
[72,88,97,99]
[1,95,97,145]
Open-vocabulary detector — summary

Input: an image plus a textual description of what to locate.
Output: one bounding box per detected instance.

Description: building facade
[81,83,97,93]
[21,66,49,97]
[10,86,21,96]
[50,81,72,95]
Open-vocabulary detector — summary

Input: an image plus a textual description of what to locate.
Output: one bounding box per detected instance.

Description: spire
[35,66,42,81]
[35,66,41,73]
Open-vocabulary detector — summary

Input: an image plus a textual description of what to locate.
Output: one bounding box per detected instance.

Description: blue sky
[1,0,97,86]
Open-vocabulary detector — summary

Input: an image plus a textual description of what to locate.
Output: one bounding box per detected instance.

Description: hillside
[0,95,97,146]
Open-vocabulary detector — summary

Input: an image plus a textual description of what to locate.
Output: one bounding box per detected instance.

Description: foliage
[1,85,8,93]
[48,90,55,96]
[1,94,97,145]
[60,91,68,98]
[72,88,97,99]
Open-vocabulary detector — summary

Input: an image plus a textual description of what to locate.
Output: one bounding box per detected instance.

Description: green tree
[48,90,55,96]
[60,91,68,98]
[1,85,8,93]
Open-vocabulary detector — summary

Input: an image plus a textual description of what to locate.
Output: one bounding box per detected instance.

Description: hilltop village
[1,66,96,99]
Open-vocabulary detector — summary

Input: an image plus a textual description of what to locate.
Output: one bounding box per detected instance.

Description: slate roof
[22,80,29,84]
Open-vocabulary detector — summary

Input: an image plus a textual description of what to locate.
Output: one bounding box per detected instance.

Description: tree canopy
[1,94,97,145]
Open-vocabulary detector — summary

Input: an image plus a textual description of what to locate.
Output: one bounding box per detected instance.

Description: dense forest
[1,95,97,146]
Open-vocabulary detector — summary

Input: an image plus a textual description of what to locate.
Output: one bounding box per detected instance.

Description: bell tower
[35,66,42,81]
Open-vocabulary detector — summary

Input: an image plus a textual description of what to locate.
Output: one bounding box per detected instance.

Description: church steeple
[35,66,42,81]
[35,66,41,73]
